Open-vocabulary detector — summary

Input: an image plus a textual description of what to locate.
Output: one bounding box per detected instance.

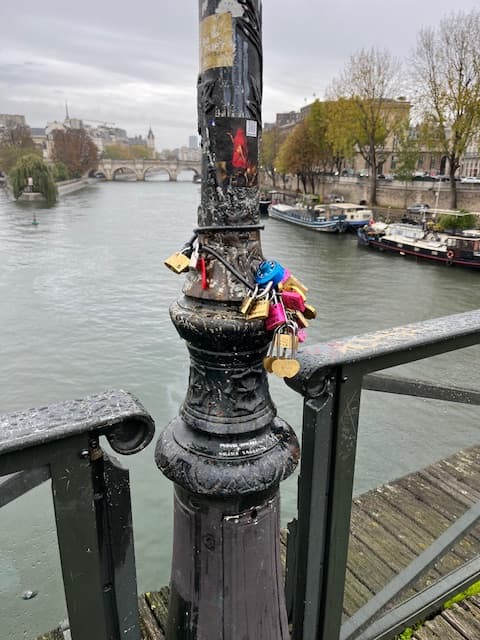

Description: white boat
[328,202,373,231]
[268,202,347,233]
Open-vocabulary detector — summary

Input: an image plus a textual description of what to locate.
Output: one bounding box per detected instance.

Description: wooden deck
[40,445,480,640]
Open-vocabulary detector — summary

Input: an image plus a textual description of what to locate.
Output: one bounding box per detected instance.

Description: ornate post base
[156,297,299,638]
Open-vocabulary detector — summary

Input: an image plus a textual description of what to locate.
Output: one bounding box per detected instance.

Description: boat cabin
[446,232,480,259]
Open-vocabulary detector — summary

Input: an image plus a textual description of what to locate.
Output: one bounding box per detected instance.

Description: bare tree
[328,47,404,205]
[410,10,480,209]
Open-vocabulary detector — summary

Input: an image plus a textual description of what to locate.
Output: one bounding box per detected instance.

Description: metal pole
[156,2,299,638]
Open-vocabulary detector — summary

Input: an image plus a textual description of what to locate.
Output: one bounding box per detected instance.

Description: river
[1,178,479,638]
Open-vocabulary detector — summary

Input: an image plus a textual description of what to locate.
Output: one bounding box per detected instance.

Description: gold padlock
[164,252,190,274]
[279,274,308,295]
[240,286,258,315]
[274,332,298,351]
[295,310,309,328]
[303,303,317,320]
[246,298,270,320]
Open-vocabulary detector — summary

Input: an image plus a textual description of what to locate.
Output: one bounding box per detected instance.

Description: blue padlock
[255,260,286,286]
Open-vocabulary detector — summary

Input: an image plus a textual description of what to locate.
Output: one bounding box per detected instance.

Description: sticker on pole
[200,13,234,72]
[210,117,259,188]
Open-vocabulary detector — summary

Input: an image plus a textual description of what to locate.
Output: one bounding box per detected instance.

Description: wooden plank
[145,588,169,634]
[346,532,397,592]
[342,567,375,618]
[443,599,480,637]
[416,613,466,639]
[138,594,164,640]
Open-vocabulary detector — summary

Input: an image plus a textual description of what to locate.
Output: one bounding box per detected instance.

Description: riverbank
[16,177,94,202]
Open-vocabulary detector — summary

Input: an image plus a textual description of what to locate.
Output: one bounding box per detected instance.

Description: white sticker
[246,120,258,138]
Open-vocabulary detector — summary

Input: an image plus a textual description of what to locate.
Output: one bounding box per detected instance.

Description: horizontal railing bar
[287,310,480,398]
[363,373,480,406]
[0,467,50,507]
[340,500,480,640]
[352,557,480,640]
[0,389,155,457]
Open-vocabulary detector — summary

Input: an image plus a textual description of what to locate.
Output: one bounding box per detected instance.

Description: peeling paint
[216,0,244,17]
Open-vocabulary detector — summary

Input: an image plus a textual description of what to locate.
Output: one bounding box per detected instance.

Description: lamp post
[156,2,299,638]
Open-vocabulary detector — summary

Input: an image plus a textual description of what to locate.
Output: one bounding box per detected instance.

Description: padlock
[295,310,309,328]
[246,297,270,320]
[298,328,307,342]
[164,252,190,274]
[283,284,307,301]
[189,240,200,268]
[240,286,258,315]
[255,260,286,286]
[273,332,298,351]
[279,274,308,295]
[303,303,317,320]
[281,290,306,312]
[265,296,287,331]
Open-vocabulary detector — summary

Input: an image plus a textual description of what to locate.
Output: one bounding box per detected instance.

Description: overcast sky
[1,1,479,149]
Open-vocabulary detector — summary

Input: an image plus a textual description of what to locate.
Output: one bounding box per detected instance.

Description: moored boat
[268,201,348,233]
[328,202,373,231]
[358,220,480,269]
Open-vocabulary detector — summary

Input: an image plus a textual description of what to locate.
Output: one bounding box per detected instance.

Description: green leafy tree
[437,213,477,231]
[393,122,421,207]
[0,125,39,173]
[260,127,285,188]
[10,154,57,205]
[52,128,98,177]
[103,144,151,160]
[51,162,71,182]
[328,47,405,205]
[275,120,317,193]
[410,9,480,208]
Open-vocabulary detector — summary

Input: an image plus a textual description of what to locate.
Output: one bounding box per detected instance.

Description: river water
[1,178,479,638]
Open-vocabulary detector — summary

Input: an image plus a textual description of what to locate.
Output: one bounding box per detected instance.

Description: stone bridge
[96,158,201,182]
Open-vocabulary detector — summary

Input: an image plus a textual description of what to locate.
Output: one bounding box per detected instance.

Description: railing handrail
[285,308,480,640]
[287,309,480,397]
[0,389,155,457]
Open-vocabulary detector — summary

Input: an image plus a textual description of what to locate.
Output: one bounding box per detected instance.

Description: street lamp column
[156,2,299,638]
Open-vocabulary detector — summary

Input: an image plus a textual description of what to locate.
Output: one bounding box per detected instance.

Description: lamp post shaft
[156,2,299,637]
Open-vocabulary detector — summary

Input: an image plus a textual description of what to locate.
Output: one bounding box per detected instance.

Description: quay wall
[262,175,480,212]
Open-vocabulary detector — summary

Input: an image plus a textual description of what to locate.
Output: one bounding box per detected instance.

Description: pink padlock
[298,329,307,343]
[265,299,287,331]
[280,268,291,284]
[281,290,306,312]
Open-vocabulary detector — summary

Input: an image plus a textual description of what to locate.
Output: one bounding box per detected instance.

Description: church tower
[147,127,156,158]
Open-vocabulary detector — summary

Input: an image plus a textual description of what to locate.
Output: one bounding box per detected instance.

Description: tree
[275,121,317,193]
[103,144,151,160]
[260,127,285,188]
[9,154,57,205]
[51,161,71,182]
[410,10,480,209]
[52,128,98,177]
[0,125,39,174]
[393,122,421,207]
[328,47,405,205]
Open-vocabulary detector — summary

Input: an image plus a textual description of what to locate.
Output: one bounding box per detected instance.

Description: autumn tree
[275,120,317,193]
[393,122,421,207]
[260,126,285,188]
[52,128,98,178]
[328,47,405,205]
[410,10,480,209]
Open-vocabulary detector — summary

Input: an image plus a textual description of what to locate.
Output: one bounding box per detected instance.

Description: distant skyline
[1,1,480,149]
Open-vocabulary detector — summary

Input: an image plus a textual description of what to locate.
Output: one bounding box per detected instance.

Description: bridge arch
[143,167,173,181]
[112,167,138,181]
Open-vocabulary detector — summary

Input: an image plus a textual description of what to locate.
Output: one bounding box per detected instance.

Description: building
[189,135,199,149]
[147,128,156,158]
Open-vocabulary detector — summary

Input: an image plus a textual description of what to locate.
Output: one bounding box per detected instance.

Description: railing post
[156,2,299,638]
[288,365,363,640]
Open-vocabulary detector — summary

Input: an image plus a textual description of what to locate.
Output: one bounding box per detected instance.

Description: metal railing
[1,310,480,639]
[284,309,480,640]
[0,390,155,640]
